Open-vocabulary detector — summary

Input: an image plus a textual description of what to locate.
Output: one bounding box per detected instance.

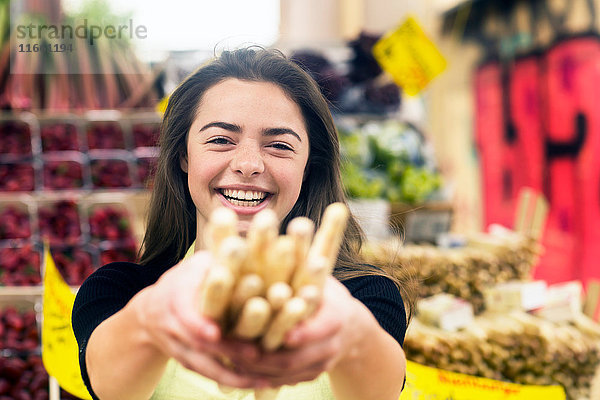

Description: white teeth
[221,189,267,201]
[225,198,261,207]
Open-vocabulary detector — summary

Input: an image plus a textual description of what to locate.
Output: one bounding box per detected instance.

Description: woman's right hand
[132,250,266,389]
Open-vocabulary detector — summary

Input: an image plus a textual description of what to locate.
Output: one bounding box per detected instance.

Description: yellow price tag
[373,16,447,96]
[156,95,169,114]
[401,361,566,400]
[42,245,93,400]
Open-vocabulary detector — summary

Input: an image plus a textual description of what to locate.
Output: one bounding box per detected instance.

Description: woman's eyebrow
[262,127,302,142]
[199,122,302,143]
[199,121,241,132]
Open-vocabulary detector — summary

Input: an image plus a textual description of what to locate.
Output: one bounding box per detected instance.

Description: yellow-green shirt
[150,359,333,400]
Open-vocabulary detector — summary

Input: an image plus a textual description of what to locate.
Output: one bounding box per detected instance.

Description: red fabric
[539,37,600,284]
[509,56,544,193]
[475,36,600,286]
[475,56,544,230]
[475,61,512,227]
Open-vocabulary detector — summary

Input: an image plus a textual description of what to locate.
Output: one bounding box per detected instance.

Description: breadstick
[230,273,265,315]
[200,208,240,321]
[199,266,235,321]
[286,217,314,270]
[205,207,238,251]
[291,203,348,290]
[254,388,279,400]
[264,236,296,287]
[244,209,278,275]
[266,282,293,311]
[262,297,307,351]
[309,202,349,268]
[292,255,329,291]
[217,235,247,276]
[233,297,272,340]
[297,284,321,317]
[219,385,236,394]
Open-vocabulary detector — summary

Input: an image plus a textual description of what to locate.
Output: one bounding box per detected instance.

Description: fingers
[213,339,261,362]
[166,298,260,362]
[171,281,221,341]
[260,364,327,388]
[169,340,266,389]
[231,336,341,380]
[286,276,355,347]
[284,306,342,347]
[238,357,329,388]
[170,254,222,342]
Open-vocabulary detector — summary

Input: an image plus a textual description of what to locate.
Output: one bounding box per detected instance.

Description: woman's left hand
[228,276,370,387]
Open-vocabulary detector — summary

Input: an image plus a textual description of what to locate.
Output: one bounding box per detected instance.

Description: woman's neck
[194,217,206,252]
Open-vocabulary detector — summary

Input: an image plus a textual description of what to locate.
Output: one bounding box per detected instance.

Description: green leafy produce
[400,165,443,204]
[341,161,386,199]
[339,119,442,204]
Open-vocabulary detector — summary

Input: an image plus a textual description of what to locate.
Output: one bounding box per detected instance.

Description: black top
[72,261,407,399]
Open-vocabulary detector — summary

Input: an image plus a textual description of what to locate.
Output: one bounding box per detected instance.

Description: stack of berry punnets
[0,114,39,192]
[87,199,138,265]
[198,203,349,400]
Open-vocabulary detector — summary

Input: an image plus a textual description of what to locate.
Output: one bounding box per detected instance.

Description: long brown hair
[139,47,414,319]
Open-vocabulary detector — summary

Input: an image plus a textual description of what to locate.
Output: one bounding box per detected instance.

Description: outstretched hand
[134,251,268,389]
[228,276,369,387]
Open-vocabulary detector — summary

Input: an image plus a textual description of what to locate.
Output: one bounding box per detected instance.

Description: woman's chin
[236,220,251,237]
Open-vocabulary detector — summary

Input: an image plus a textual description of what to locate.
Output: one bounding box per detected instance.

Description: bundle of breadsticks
[198,203,349,399]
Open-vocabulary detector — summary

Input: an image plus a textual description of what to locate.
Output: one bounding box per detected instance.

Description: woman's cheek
[281,163,305,203]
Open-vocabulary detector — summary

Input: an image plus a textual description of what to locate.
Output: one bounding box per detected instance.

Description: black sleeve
[72,262,165,400]
[340,274,407,347]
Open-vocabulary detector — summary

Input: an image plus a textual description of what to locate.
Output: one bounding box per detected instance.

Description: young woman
[73,47,409,400]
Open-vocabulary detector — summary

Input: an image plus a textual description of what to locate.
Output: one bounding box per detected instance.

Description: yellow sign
[401,361,565,400]
[156,95,169,114]
[42,245,93,400]
[373,16,447,96]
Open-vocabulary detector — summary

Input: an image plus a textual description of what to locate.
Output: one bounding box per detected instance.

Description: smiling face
[182,78,310,238]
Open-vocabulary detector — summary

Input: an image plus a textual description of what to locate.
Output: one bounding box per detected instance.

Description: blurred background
[2,0,600,399]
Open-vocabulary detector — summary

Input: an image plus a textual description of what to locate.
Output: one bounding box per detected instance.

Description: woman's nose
[230,142,265,177]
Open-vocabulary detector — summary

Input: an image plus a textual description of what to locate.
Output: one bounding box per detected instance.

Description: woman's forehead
[192,79,308,133]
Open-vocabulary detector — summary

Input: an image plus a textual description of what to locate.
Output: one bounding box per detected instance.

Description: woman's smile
[214,187,273,215]
[218,188,269,206]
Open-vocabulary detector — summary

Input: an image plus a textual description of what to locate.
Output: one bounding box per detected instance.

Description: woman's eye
[208,137,231,145]
[270,143,293,151]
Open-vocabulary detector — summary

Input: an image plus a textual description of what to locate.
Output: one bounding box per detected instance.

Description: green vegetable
[339,120,442,204]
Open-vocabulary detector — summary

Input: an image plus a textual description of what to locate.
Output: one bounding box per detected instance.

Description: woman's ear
[180,154,188,173]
